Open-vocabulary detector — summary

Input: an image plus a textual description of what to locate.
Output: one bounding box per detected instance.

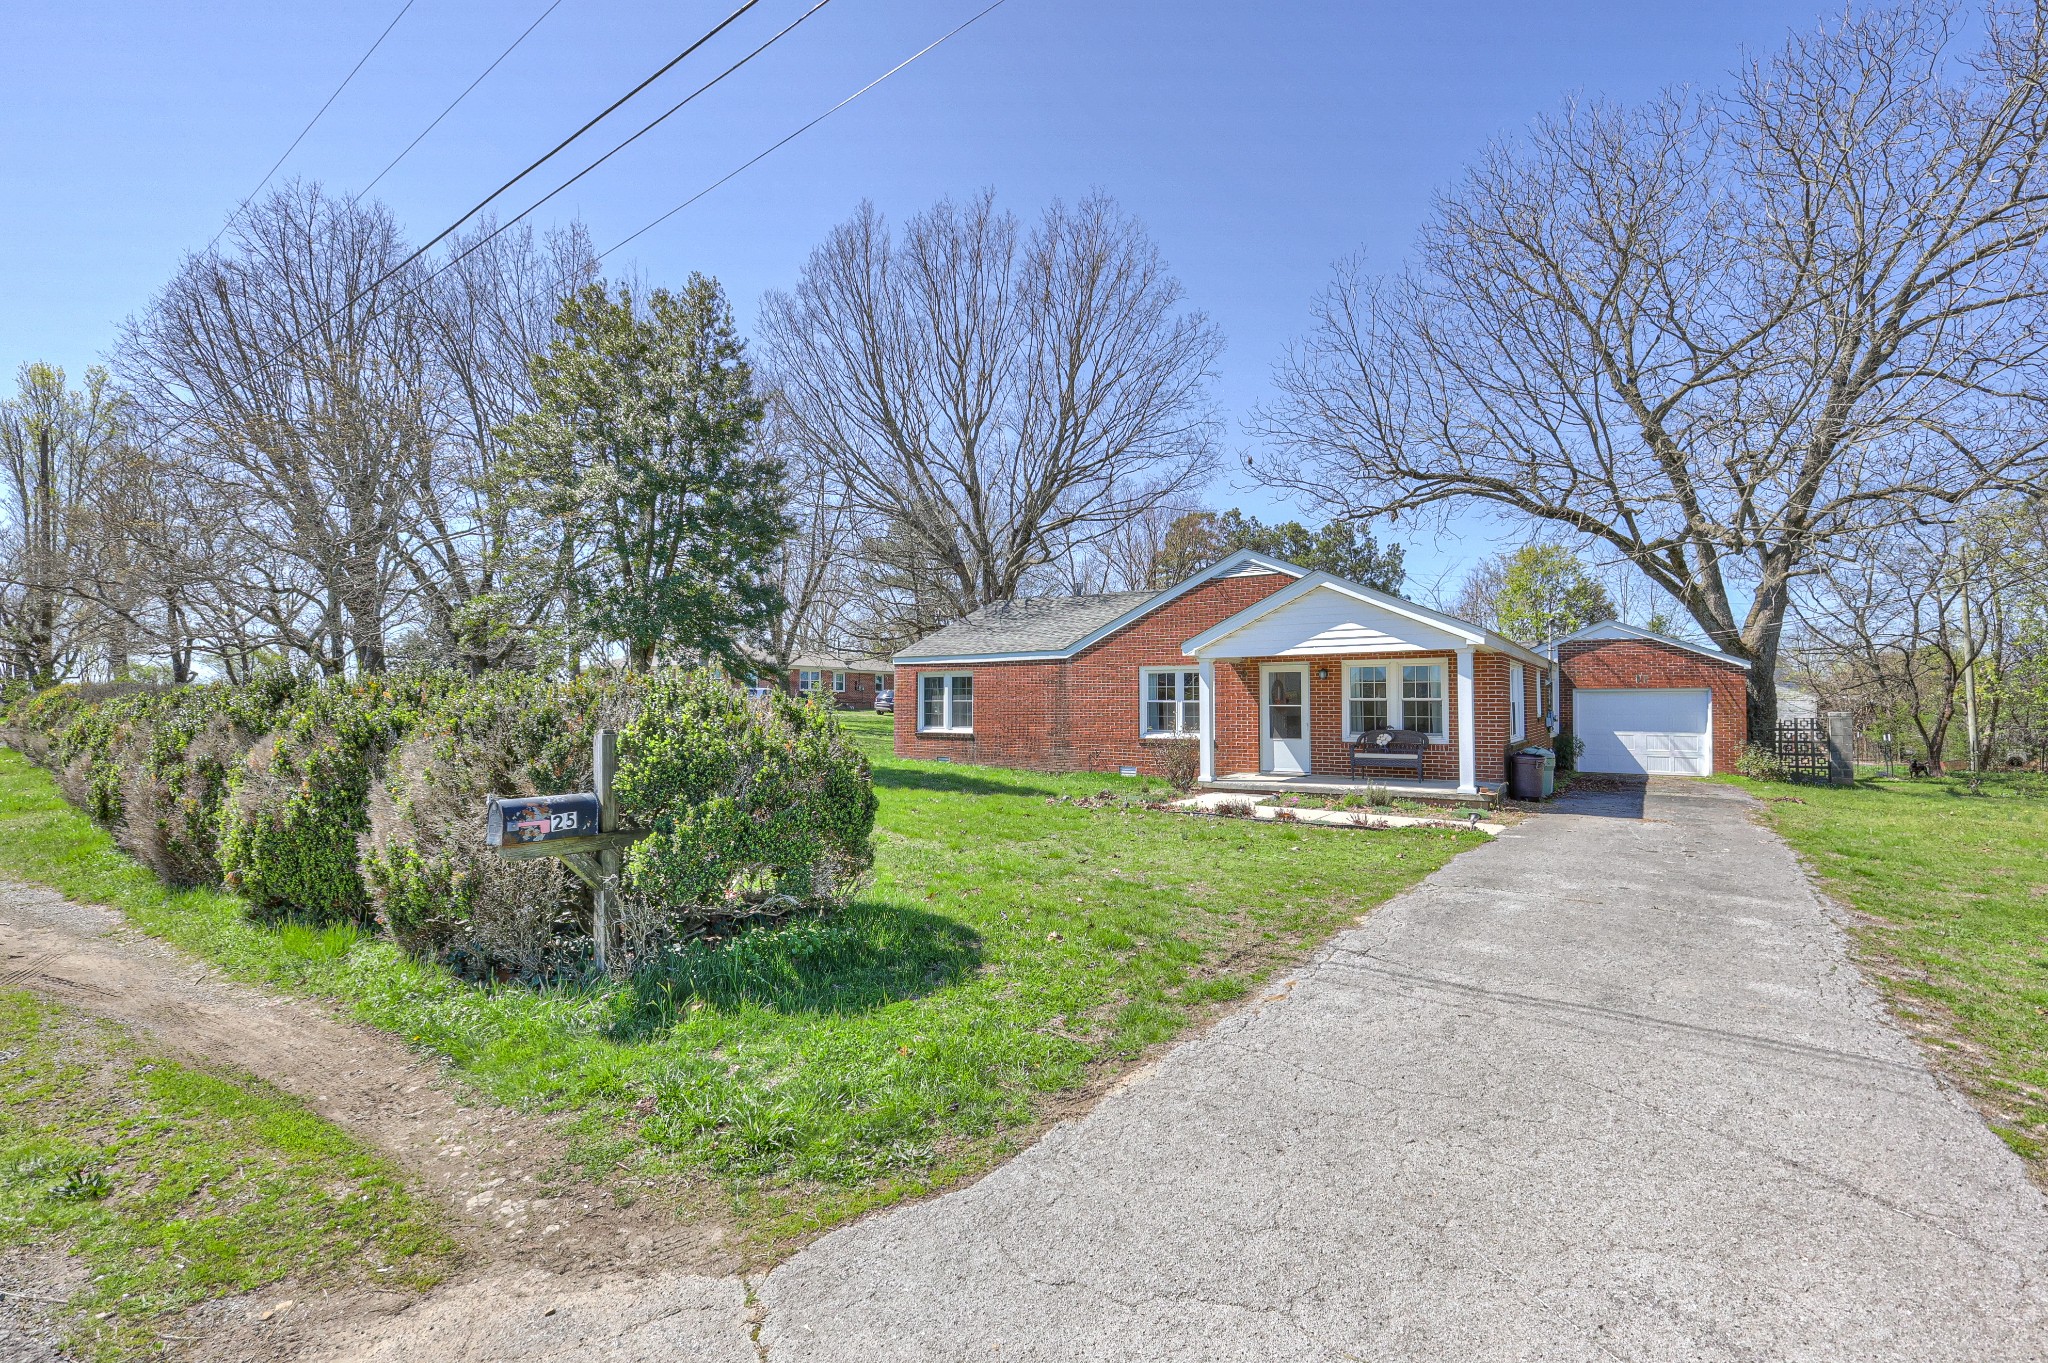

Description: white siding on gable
[1198,586,1470,657]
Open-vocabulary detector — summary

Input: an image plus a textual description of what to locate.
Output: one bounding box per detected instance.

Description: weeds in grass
[47,1165,111,1201]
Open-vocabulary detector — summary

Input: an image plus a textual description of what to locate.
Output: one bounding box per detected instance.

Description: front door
[1261,665,1311,775]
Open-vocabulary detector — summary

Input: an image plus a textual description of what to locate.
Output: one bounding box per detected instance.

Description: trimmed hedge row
[3,669,877,977]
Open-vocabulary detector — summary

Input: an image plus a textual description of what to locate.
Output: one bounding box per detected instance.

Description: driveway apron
[760,779,2048,1361]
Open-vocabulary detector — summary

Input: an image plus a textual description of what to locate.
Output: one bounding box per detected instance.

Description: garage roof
[1555,621,1752,669]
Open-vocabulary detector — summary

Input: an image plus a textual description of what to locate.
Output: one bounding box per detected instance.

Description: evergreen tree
[497,277,790,671]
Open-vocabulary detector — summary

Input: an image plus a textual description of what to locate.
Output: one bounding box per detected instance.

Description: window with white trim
[832,671,846,693]
[1401,663,1446,739]
[1346,664,1389,735]
[797,669,822,694]
[1141,668,1201,736]
[1509,662,1526,742]
[918,672,974,732]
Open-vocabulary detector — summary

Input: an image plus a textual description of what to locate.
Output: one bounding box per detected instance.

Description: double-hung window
[919,673,974,732]
[1400,664,1446,739]
[1346,665,1389,736]
[797,669,822,694]
[1345,661,1447,739]
[1509,662,1526,742]
[832,671,847,693]
[1141,668,1201,736]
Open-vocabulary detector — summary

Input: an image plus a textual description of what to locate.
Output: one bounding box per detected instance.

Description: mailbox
[486,792,604,848]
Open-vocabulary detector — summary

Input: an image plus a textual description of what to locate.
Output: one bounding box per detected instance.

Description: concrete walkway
[758,779,2048,1361]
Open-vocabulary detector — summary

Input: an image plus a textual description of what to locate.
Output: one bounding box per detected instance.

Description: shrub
[1735,742,1790,781]
[1158,736,1200,791]
[1553,733,1587,774]
[614,674,878,938]
[362,671,644,975]
[218,672,455,923]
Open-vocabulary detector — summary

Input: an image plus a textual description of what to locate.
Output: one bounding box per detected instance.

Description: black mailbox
[486,792,603,847]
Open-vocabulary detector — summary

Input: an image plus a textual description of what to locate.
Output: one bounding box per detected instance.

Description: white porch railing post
[1197,659,1216,783]
[1455,647,1478,794]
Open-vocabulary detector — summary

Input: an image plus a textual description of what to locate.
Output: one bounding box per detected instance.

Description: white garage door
[1576,688,1712,776]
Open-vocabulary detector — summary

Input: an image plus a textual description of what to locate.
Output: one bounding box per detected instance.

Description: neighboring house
[1554,621,1751,776]
[788,656,895,709]
[1777,686,1820,720]
[890,549,1552,794]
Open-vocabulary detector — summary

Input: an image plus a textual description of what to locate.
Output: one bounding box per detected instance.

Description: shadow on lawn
[608,901,983,1040]
[869,762,1072,799]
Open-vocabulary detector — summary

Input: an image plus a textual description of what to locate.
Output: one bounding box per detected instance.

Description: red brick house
[1553,622,1750,776]
[787,656,895,710]
[891,550,1554,794]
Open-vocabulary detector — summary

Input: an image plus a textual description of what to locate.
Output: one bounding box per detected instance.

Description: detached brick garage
[1555,622,1750,776]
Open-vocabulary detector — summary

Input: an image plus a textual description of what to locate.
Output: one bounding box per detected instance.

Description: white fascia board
[1183,572,1475,655]
[890,548,1306,667]
[1555,620,1752,670]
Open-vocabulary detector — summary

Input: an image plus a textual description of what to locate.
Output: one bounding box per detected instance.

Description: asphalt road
[757,779,2048,1361]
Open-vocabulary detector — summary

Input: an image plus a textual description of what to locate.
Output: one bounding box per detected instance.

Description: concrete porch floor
[1206,771,1504,807]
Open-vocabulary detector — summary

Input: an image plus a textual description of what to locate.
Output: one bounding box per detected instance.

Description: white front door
[1261,665,1311,775]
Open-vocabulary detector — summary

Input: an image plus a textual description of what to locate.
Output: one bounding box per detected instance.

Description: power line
[600,0,1013,261]
[382,0,769,283]
[434,0,839,278]
[147,0,1009,463]
[140,0,792,454]
[208,0,419,251]
[354,0,570,203]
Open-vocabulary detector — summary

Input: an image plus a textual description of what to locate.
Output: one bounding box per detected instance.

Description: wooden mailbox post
[486,729,645,970]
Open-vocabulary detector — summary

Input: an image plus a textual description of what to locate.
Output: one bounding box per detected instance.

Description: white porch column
[1197,658,1217,783]
[1455,646,1478,794]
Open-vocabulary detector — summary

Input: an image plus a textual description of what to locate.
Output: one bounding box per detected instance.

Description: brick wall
[892,571,1551,782]
[1217,651,1522,783]
[1557,638,1748,773]
[892,573,1295,771]
[788,667,891,710]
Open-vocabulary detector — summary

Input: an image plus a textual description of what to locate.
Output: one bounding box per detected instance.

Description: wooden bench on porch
[1350,728,1430,782]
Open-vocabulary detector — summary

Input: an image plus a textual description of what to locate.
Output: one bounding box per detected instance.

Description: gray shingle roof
[896,590,1159,661]
[789,654,895,673]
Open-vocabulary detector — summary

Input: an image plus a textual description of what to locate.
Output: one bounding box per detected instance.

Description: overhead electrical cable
[354,0,570,202]
[600,0,1013,261]
[207,0,420,250]
[430,0,838,278]
[145,0,1010,461]
[376,0,768,284]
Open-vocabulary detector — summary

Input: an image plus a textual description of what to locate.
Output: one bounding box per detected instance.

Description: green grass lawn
[1730,770,2048,1169]
[0,713,1481,1246]
[0,992,453,1361]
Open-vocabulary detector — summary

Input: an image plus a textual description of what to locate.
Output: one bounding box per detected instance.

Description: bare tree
[119,184,438,675]
[749,396,855,675]
[413,219,597,673]
[1259,3,2048,733]
[0,363,125,685]
[761,192,1222,649]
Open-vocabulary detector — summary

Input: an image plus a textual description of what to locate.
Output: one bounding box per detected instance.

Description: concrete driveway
[758,779,2048,1361]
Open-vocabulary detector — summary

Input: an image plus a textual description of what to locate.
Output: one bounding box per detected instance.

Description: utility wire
[147,0,1008,461]
[434,0,838,278]
[601,0,1012,261]
[208,0,419,251]
[354,0,569,203]
[379,0,768,285]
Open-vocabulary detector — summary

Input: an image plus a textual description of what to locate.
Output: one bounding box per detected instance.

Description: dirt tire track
[0,879,738,1291]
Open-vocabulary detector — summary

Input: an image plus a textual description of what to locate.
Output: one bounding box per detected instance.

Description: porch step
[1203,774,1504,809]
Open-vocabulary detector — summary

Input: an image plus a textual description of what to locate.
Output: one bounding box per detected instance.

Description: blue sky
[1,0,1832,597]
